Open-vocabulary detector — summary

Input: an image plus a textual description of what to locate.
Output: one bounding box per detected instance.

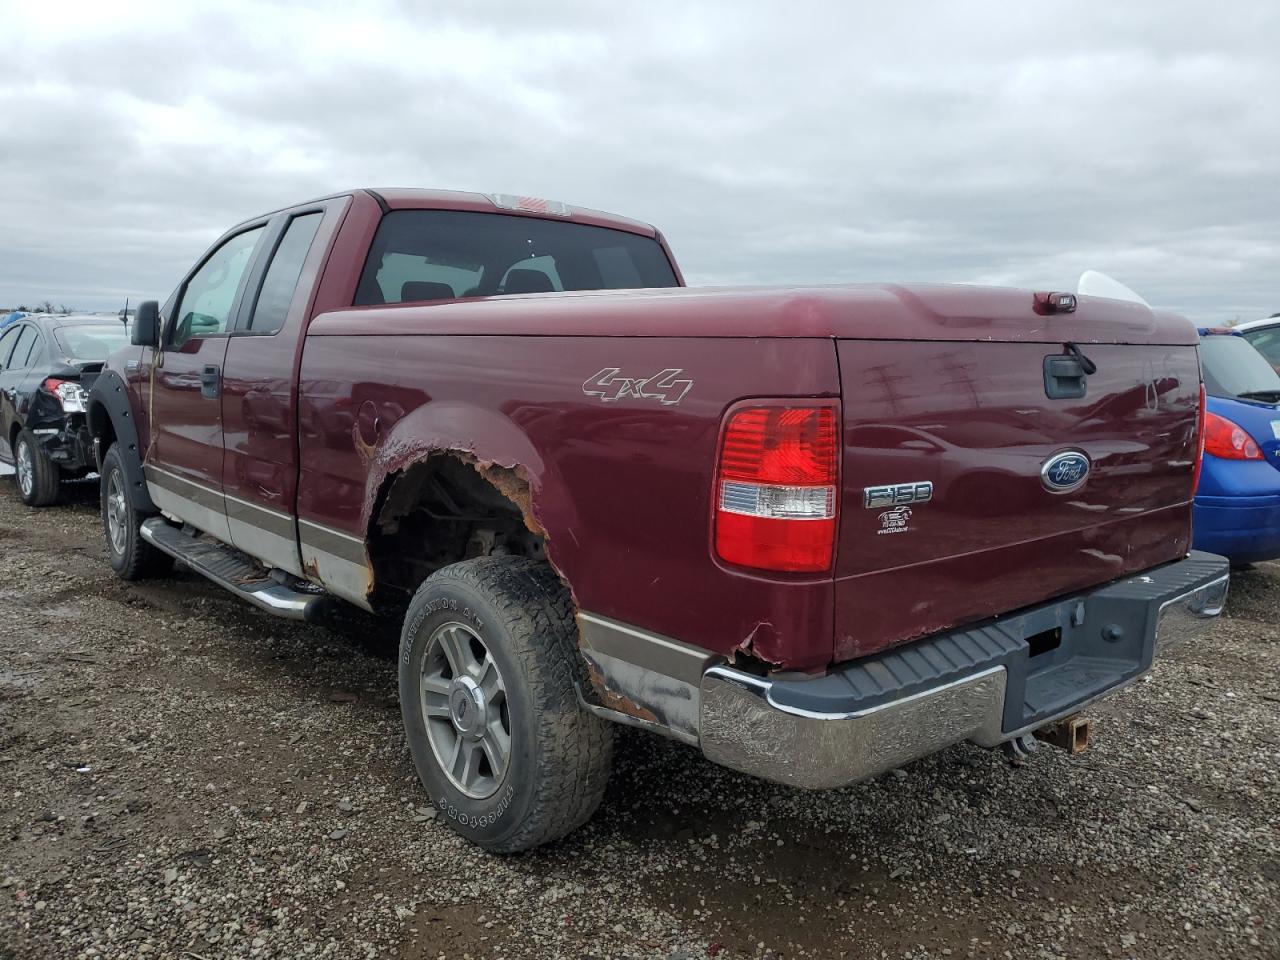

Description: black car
[0,314,131,505]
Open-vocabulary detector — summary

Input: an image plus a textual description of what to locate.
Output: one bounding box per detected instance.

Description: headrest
[400,281,455,302]
[503,269,554,294]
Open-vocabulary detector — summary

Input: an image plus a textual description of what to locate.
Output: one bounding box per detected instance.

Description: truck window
[354,209,679,306]
[247,213,323,335]
[171,226,265,347]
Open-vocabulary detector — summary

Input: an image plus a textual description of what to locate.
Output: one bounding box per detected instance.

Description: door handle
[201,364,221,400]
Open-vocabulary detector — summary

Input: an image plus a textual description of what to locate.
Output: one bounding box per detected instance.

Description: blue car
[1194,328,1280,565]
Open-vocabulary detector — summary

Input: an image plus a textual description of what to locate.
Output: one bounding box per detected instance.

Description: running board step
[139,518,329,622]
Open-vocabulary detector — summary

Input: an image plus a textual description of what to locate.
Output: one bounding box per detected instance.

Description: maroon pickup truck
[88,188,1229,852]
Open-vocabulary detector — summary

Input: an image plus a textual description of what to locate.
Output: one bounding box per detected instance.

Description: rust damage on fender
[372,447,543,539]
[473,458,543,536]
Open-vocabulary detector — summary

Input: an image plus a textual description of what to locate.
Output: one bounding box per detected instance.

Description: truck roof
[240,188,661,239]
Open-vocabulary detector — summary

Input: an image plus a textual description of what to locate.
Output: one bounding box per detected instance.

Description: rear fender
[364,401,577,566]
[87,369,156,513]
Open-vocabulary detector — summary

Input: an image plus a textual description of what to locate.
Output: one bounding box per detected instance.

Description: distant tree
[58,304,72,314]
[36,300,55,313]
[1270,311,1280,318]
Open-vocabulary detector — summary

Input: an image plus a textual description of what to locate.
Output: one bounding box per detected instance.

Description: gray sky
[1,1,1276,322]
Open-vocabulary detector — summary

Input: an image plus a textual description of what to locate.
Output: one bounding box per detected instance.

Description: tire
[100,444,172,580]
[399,556,613,852]
[13,428,61,507]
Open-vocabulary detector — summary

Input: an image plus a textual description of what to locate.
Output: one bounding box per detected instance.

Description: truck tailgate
[834,338,1201,662]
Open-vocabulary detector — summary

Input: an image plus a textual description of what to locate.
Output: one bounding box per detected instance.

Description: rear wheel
[399,556,613,852]
[100,444,172,580]
[13,429,60,507]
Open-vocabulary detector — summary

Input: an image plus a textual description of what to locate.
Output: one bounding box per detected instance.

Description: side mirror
[132,300,160,347]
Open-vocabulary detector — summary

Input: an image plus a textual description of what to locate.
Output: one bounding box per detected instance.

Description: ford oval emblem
[1041,451,1090,492]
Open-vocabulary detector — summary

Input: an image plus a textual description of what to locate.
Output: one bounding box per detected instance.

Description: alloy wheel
[15,439,34,498]
[105,469,128,556]
[421,621,511,799]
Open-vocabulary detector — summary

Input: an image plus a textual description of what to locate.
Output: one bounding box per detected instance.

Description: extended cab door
[219,199,344,575]
[145,224,267,541]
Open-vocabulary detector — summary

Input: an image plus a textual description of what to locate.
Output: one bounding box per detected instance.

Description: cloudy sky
[1,1,1276,321]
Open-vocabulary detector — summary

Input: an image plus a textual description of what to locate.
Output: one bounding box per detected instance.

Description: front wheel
[100,444,172,580]
[399,557,613,852]
[13,429,60,507]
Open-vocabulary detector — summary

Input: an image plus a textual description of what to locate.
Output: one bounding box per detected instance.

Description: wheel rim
[105,469,128,556]
[421,621,511,799]
[15,439,34,498]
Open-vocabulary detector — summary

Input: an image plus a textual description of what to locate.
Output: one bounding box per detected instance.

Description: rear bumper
[1194,495,1280,564]
[29,418,93,473]
[699,551,1229,789]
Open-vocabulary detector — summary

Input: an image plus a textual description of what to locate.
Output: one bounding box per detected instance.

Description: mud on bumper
[699,551,1230,789]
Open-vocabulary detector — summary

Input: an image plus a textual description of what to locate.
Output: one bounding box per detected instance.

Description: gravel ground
[1,479,1277,960]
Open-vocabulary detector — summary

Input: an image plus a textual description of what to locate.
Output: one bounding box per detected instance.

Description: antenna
[120,297,129,326]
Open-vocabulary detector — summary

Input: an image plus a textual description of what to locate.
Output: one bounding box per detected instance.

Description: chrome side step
[140,517,329,622]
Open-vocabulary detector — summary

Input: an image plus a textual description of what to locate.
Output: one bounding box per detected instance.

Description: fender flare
[87,369,157,513]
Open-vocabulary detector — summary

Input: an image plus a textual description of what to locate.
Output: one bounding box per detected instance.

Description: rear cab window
[354,209,679,306]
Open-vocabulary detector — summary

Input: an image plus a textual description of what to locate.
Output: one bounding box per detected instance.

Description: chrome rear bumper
[698,553,1230,790]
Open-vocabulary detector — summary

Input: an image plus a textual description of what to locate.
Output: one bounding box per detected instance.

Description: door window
[171,226,265,347]
[246,213,322,334]
[0,326,22,369]
[8,326,40,369]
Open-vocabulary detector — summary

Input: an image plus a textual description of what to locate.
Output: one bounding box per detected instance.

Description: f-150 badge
[582,368,693,405]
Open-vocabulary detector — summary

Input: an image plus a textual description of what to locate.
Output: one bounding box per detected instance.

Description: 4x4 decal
[582,368,693,406]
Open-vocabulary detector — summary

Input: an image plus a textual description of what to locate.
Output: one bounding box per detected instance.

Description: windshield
[54,324,131,362]
[1199,334,1280,400]
[354,209,679,305]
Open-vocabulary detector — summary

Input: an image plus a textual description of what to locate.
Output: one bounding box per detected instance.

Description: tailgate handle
[1044,354,1088,399]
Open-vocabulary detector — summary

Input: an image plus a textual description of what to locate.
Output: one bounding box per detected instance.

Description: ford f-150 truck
[88,188,1229,852]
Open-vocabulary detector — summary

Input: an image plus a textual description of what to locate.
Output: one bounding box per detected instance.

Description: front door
[145,224,266,541]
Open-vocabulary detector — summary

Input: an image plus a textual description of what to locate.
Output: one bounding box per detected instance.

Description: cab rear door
[219,197,348,575]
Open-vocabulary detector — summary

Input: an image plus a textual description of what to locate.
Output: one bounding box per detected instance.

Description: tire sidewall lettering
[434,782,515,829]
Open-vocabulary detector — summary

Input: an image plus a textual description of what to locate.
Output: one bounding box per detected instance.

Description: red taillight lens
[715,405,838,573]
[43,377,87,412]
[1203,409,1264,461]
[1192,384,1206,492]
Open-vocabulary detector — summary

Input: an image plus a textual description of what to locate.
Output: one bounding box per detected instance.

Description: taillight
[714,404,838,573]
[1203,409,1264,461]
[1192,384,1206,492]
[44,378,88,413]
